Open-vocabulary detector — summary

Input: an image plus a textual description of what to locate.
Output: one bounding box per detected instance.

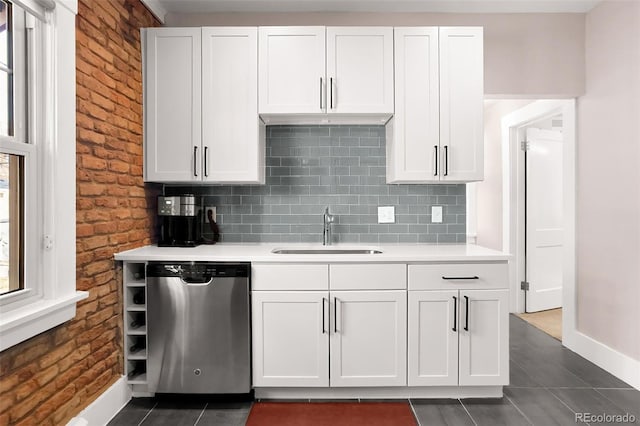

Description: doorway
[501,100,576,344]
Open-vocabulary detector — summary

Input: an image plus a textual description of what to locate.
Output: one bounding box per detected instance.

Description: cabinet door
[330,291,407,387]
[408,290,459,386]
[439,27,484,182]
[202,27,264,183]
[258,27,326,114]
[326,27,394,114]
[459,289,509,386]
[387,27,440,183]
[252,291,329,387]
[144,28,201,182]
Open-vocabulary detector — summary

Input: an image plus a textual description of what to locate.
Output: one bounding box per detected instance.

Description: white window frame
[0,0,87,352]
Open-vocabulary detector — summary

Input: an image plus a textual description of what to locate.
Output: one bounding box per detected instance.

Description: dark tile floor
[109,315,639,426]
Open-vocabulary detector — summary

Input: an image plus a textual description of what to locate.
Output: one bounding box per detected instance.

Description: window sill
[0,291,89,351]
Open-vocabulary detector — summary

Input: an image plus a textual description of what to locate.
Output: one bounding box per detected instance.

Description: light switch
[378,206,395,224]
[431,206,443,223]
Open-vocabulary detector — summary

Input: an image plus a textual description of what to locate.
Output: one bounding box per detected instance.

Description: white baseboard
[67,376,131,426]
[564,330,640,390]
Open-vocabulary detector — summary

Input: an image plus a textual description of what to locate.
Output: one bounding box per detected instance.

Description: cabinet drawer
[252,264,329,290]
[330,264,406,290]
[408,263,507,290]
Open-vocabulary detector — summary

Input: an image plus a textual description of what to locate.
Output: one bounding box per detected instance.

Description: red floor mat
[246,402,417,426]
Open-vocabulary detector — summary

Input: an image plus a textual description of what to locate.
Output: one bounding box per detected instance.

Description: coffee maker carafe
[158,195,202,247]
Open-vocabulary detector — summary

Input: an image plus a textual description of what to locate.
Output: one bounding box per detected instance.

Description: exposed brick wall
[0,1,160,424]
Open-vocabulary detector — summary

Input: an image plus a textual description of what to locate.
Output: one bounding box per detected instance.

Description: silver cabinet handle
[320,77,323,110]
[434,145,439,176]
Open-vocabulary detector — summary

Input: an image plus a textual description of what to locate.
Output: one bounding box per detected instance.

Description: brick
[81,154,107,170]
[83,259,113,277]
[109,160,130,173]
[39,340,76,369]
[78,183,105,196]
[76,223,94,238]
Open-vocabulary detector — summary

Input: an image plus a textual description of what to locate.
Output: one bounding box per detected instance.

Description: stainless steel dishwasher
[146,262,251,394]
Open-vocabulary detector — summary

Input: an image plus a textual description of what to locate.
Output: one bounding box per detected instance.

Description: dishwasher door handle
[180,277,214,286]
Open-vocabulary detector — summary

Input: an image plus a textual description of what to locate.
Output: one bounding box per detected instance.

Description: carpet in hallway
[245,402,417,426]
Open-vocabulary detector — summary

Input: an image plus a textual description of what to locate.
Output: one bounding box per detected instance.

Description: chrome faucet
[323,206,335,246]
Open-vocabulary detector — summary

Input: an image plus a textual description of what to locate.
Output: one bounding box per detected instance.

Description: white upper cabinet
[439,27,484,182]
[258,26,393,116]
[387,27,440,183]
[258,27,326,114]
[144,27,264,184]
[388,27,484,183]
[144,28,201,182]
[326,27,394,114]
[202,27,264,183]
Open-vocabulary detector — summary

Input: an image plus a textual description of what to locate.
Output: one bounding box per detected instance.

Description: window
[0,0,27,298]
[0,0,86,351]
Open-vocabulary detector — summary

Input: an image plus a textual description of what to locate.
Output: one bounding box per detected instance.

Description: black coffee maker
[158,195,202,247]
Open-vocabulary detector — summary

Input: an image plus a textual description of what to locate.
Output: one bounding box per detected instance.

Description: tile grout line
[503,394,534,426]
[545,386,592,426]
[407,399,421,426]
[593,387,637,417]
[193,402,208,426]
[458,398,478,426]
[137,401,158,426]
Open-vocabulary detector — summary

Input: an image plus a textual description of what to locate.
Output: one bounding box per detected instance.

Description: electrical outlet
[431,206,443,223]
[378,206,395,224]
[205,206,217,222]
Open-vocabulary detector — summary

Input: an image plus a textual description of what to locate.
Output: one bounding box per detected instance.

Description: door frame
[501,99,576,343]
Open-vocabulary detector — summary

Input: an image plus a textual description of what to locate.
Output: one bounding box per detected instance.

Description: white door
[144,28,201,182]
[326,27,394,114]
[252,291,329,387]
[459,289,509,386]
[408,290,459,386]
[330,291,407,387]
[387,27,440,183]
[202,27,263,184]
[439,27,483,182]
[525,127,564,312]
[258,27,326,114]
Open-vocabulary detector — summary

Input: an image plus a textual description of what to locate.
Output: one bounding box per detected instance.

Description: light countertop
[114,243,510,263]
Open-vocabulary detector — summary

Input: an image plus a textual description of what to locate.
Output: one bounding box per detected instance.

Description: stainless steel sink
[271,248,383,255]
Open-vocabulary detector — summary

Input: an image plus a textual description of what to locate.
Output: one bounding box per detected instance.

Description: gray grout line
[503,394,534,426]
[458,398,478,426]
[137,401,158,426]
[193,402,208,426]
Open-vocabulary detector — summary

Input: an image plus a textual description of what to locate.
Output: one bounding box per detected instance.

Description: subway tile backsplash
[167,126,466,244]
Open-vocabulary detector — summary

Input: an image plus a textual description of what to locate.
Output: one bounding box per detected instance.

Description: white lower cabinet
[408,288,509,386]
[252,263,407,388]
[330,291,407,387]
[252,291,329,387]
[252,290,407,387]
[458,289,509,386]
[408,290,459,386]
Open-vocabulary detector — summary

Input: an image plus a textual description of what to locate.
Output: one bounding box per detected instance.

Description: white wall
[577,1,640,361]
[165,12,585,97]
[475,100,532,251]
